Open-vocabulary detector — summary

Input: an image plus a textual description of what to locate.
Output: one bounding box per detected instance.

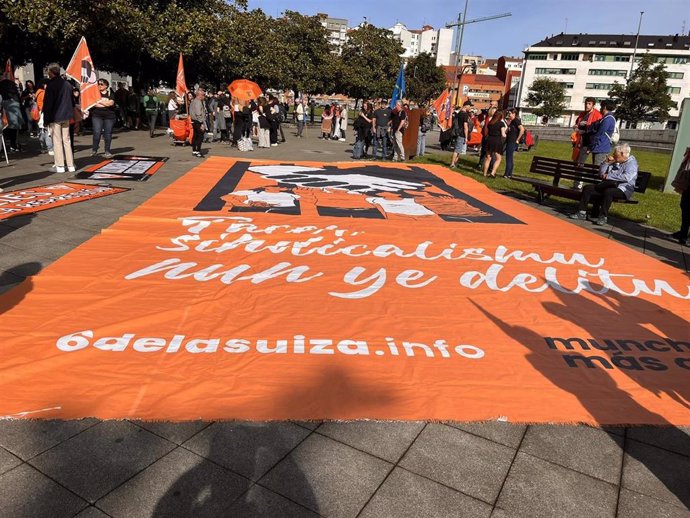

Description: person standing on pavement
[449,101,472,169]
[670,147,690,246]
[89,79,117,158]
[482,110,507,178]
[416,104,432,157]
[143,88,159,138]
[43,64,76,173]
[295,97,307,138]
[391,100,407,162]
[189,88,207,157]
[503,108,524,179]
[372,100,391,160]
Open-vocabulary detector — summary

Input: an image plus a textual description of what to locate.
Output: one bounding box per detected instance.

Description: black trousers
[578,180,627,217]
[680,188,690,239]
[191,121,204,152]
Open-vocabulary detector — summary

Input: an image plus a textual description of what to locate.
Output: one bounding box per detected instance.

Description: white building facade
[319,14,349,54]
[389,23,455,66]
[517,33,690,128]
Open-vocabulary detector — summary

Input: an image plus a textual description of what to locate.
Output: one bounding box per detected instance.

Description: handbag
[30,103,40,122]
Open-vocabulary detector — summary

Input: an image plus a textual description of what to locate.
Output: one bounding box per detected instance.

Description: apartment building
[318,14,348,54]
[517,33,690,128]
[389,23,454,66]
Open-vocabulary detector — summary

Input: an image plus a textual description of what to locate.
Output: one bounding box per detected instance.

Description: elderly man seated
[569,142,638,226]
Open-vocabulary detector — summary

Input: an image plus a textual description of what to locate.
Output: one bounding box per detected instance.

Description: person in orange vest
[573,97,602,165]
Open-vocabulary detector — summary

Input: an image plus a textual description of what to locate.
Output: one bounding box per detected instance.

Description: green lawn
[412,140,681,232]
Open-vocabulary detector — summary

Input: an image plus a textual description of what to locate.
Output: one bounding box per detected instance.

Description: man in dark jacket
[43,64,75,173]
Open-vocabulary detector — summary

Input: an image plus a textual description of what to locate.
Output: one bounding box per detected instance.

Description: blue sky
[247,0,689,58]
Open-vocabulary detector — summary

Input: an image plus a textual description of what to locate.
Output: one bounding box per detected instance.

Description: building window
[668,87,681,94]
[528,53,547,60]
[589,69,627,76]
[586,83,615,90]
[560,53,579,61]
[594,54,630,62]
[668,72,684,79]
[558,82,574,88]
[656,56,689,64]
[582,96,609,104]
[535,68,576,75]
[564,96,572,103]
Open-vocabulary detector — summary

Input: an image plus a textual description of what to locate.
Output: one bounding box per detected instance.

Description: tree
[405,53,446,104]
[608,54,676,124]
[525,77,567,122]
[339,24,404,104]
[273,11,336,94]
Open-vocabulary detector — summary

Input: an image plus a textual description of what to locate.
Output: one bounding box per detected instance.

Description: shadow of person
[151,366,396,516]
[0,262,41,315]
[471,289,690,509]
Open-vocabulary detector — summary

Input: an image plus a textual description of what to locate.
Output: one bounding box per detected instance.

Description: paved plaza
[0,127,688,518]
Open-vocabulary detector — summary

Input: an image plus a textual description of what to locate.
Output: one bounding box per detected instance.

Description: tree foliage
[339,24,404,101]
[525,77,567,120]
[608,54,676,124]
[405,52,446,104]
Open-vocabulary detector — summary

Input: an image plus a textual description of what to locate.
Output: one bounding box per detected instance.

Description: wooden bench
[511,156,651,204]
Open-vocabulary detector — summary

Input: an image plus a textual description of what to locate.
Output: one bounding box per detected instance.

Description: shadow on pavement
[0,262,41,315]
[473,288,690,509]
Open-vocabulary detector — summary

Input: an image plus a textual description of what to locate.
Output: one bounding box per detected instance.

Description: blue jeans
[417,130,426,156]
[373,129,388,159]
[39,127,53,151]
[504,141,517,177]
[454,136,467,154]
[92,116,115,153]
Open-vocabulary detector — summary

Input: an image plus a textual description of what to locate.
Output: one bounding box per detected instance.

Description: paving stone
[0,463,88,518]
[97,446,250,518]
[317,420,424,462]
[627,426,690,457]
[29,421,176,503]
[74,506,111,518]
[0,446,22,475]
[622,439,690,509]
[260,433,392,518]
[520,425,623,484]
[183,421,310,481]
[130,420,210,445]
[399,423,514,504]
[445,421,526,449]
[617,488,689,518]
[292,420,322,431]
[494,452,617,518]
[359,466,492,518]
[0,418,98,459]
[226,484,320,518]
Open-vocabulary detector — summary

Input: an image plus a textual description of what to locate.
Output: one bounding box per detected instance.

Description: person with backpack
[449,101,472,168]
[143,88,159,138]
[417,105,432,157]
[586,100,617,166]
[573,97,603,165]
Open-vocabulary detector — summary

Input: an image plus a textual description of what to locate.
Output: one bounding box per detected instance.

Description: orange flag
[433,89,452,131]
[65,37,102,111]
[176,52,187,96]
[3,58,15,81]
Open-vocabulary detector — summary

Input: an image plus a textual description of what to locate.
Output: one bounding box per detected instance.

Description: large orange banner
[0,158,688,424]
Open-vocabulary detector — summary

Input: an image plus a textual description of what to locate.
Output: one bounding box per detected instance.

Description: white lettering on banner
[55,331,485,360]
[124,216,690,300]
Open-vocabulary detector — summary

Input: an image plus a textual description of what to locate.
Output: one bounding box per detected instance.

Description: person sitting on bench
[569,142,638,226]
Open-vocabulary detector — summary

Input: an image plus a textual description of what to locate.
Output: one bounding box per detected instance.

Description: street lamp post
[629,11,644,80]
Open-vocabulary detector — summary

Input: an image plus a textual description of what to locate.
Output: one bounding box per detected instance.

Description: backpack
[145,96,157,111]
[604,115,620,145]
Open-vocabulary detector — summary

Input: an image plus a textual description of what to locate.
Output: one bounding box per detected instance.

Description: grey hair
[47,63,61,77]
[614,142,631,156]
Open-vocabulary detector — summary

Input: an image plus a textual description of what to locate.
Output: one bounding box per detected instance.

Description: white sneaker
[339,138,346,142]
[67,166,76,173]
[56,166,66,173]
[271,143,278,147]
[48,150,55,156]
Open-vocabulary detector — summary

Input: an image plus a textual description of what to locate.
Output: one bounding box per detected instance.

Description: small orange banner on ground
[65,36,101,111]
[0,159,688,424]
[0,182,127,220]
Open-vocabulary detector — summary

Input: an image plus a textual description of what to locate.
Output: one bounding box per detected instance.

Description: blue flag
[390,64,405,109]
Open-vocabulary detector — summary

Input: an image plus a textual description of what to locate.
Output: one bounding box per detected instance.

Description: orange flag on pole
[65,37,101,111]
[176,52,187,96]
[3,58,15,81]
[433,89,452,131]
